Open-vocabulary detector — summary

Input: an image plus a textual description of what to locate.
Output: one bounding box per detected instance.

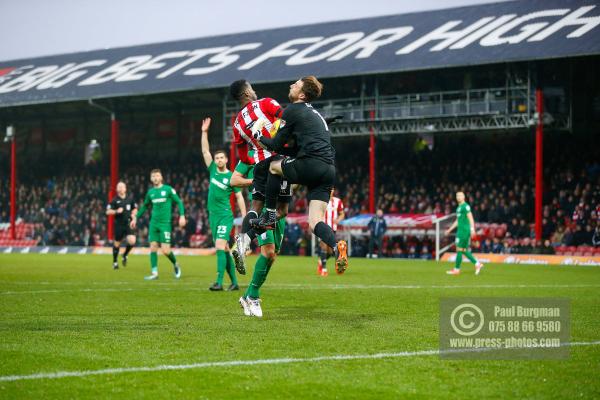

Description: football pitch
[0,254,599,399]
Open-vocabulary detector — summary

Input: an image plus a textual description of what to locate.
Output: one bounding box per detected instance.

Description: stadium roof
[0,0,599,108]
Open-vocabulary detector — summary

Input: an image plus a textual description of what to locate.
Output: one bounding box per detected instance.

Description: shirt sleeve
[169,186,185,215]
[235,160,252,177]
[263,98,283,119]
[260,105,296,151]
[136,192,151,218]
[208,161,216,175]
[107,197,116,210]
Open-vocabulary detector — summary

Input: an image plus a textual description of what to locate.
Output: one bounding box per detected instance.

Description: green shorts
[148,223,172,244]
[455,231,471,249]
[210,213,234,242]
[257,218,286,254]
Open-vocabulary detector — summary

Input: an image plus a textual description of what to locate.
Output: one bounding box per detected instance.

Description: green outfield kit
[208,161,241,242]
[235,160,286,253]
[136,184,185,244]
[455,202,472,249]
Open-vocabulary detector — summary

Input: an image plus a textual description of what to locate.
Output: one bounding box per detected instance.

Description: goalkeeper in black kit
[252,76,349,274]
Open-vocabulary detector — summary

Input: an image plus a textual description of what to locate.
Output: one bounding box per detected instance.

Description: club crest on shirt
[161,191,166,196]
[223,178,228,184]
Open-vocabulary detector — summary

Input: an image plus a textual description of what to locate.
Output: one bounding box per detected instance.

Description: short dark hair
[150,168,161,175]
[300,76,323,102]
[214,149,228,158]
[229,79,248,101]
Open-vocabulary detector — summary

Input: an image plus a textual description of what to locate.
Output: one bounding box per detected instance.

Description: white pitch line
[2,284,600,295]
[1,341,599,383]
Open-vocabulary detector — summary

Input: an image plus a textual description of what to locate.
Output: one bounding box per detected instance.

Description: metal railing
[223,85,569,140]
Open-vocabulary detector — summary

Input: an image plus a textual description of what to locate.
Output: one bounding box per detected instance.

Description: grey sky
[0,0,509,62]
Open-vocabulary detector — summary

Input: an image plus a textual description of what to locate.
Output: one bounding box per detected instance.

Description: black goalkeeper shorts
[281,157,335,202]
[252,155,292,203]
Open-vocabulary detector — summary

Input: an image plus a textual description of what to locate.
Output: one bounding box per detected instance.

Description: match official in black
[106,181,138,269]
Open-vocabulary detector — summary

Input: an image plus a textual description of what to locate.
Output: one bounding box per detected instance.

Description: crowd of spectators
[1,132,598,256]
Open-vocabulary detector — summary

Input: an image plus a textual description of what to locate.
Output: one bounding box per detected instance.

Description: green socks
[149,251,179,275]
[166,251,177,265]
[150,252,158,274]
[245,255,272,299]
[454,251,463,270]
[216,250,227,285]
[225,252,238,285]
[455,251,478,270]
[464,251,478,264]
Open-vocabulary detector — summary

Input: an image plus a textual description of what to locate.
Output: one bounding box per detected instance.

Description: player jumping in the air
[252,76,349,274]
[445,191,484,275]
[230,153,287,317]
[317,188,345,276]
[228,79,293,273]
[201,117,247,291]
[106,181,138,270]
[130,169,186,280]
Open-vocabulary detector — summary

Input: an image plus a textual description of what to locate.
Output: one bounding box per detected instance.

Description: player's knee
[161,246,171,255]
[215,240,227,251]
[264,250,277,261]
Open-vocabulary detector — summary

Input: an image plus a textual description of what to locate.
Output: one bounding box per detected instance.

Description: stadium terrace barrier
[0,246,216,256]
[441,253,600,266]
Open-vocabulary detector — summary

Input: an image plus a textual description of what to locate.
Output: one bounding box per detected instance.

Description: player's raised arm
[200,117,213,168]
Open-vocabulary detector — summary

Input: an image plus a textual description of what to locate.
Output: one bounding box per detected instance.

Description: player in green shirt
[130,169,186,280]
[230,157,287,317]
[201,118,247,291]
[445,191,484,275]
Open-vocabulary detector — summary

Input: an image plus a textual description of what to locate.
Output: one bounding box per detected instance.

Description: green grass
[0,254,599,399]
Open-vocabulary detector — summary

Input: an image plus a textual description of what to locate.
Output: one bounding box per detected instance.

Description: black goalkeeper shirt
[260,102,335,164]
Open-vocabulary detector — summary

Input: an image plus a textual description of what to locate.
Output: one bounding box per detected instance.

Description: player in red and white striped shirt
[229,79,294,280]
[318,189,345,276]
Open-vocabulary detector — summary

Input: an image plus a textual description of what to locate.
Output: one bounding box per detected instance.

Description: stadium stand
[2,131,597,257]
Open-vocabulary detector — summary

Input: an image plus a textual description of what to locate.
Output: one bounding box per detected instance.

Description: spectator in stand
[481,238,493,253]
[420,246,432,260]
[542,240,555,255]
[367,209,387,258]
[492,237,505,254]
[592,224,600,247]
[282,223,303,255]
